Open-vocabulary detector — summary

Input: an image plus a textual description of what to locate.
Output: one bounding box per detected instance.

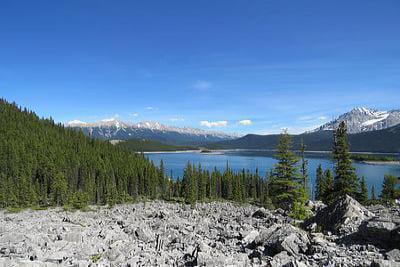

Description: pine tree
[51,171,68,206]
[261,171,274,209]
[183,162,196,205]
[233,173,242,202]
[333,121,359,199]
[315,164,325,201]
[210,168,217,199]
[197,165,207,202]
[158,160,165,198]
[323,169,334,203]
[270,130,308,215]
[358,176,368,204]
[300,139,310,198]
[371,185,377,203]
[380,174,399,203]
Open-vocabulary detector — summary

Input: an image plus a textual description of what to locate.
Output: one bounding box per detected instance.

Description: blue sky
[1,1,399,134]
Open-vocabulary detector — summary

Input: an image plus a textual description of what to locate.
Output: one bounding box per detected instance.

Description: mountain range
[67,107,400,152]
[211,123,400,153]
[212,107,400,153]
[66,119,237,145]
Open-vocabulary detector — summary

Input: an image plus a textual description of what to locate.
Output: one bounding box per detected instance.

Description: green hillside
[0,99,164,208]
[116,139,196,152]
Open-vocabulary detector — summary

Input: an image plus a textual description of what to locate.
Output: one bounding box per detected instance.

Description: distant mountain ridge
[312,107,400,134]
[66,119,237,145]
[210,107,400,153]
[212,124,400,153]
[66,107,400,151]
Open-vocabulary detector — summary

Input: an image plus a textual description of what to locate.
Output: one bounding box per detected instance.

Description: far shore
[361,160,400,166]
[143,149,202,154]
[143,148,398,154]
[143,149,399,164]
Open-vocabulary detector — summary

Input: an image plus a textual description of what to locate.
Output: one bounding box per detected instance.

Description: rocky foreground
[0,197,399,267]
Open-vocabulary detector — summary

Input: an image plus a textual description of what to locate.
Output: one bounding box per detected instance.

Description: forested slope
[0,99,163,208]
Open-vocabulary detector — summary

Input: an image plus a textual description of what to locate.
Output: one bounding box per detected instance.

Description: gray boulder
[252,208,271,219]
[358,217,400,249]
[386,249,400,261]
[0,233,25,244]
[305,195,373,235]
[306,200,326,213]
[62,232,82,243]
[134,224,155,242]
[252,224,310,256]
[242,230,259,245]
[269,251,293,266]
[370,259,400,267]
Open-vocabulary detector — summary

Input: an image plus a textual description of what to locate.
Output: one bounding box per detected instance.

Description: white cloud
[318,116,327,120]
[193,80,212,90]
[238,119,252,126]
[132,113,139,117]
[145,106,158,111]
[200,120,228,128]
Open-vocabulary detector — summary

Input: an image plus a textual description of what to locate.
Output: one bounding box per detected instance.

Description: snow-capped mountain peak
[312,107,400,134]
[66,118,132,129]
[65,119,237,145]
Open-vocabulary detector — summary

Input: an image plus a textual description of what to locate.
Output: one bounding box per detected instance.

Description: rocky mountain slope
[0,197,399,266]
[66,119,236,146]
[313,107,400,134]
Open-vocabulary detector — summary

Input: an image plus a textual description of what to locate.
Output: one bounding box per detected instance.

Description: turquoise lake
[147,150,400,196]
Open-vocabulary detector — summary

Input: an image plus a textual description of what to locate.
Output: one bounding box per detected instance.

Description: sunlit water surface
[147,150,400,196]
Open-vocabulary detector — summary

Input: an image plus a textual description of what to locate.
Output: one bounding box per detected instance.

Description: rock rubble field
[0,196,399,266]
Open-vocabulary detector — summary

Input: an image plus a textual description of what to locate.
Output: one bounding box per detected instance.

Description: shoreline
[143,149,202,154]
[144,149,400,166]
[143,148,398,156]
[361,160,400,166]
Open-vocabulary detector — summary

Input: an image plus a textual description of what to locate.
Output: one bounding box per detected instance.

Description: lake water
[147,150,400,196]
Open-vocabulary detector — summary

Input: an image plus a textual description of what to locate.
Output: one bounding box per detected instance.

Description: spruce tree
[380,174,399,203]
[323,169,334,203]
[51,171,68,206]
[270,130,308,215]
[332,121,359,199]
[158,160,165,198]
[210,168,217,199]
[300,140,310,198]
[371,185,377,203]
[189,165,197,205]
[358,176,368,205]
[315,164,325,201]
[182,162,194,204]
[233,173,242,202]
[261,171,274,209]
